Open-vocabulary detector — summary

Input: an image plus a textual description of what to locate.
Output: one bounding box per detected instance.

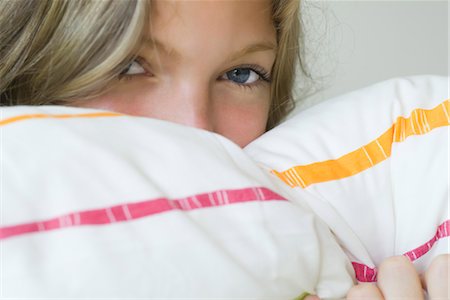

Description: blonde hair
[269,0,303,129]
[0,0,304,128]
[0,0,148,105]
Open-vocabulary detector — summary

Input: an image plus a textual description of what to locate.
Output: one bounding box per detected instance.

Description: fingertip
[347,283,383,299]
[378,255,416,280]
[378,255,411,272]
[425,254,450,299]
[427,254,450,278]
[377,255,424,299]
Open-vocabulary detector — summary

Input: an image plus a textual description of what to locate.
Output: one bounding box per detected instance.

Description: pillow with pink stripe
[245,75,449,283]
[1,105,354,298]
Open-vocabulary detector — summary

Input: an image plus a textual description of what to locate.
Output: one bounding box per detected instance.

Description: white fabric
[1,105,354,298]
[3,75,447,296]
[245,75,449,279]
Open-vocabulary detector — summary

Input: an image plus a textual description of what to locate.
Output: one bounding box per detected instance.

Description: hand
[346,254,449,299]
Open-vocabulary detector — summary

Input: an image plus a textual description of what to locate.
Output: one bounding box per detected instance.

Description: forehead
[148,0,276,60]
[151,0,274,29]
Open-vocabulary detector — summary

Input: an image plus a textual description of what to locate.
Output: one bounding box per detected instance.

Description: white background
[294,0,449,111]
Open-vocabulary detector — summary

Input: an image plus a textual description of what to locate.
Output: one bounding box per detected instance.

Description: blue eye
[221,65,271,86]
[225,68,258,84]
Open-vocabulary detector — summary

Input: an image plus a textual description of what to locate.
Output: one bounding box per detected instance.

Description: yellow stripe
[273,99,450,188]
[0,111,124,126]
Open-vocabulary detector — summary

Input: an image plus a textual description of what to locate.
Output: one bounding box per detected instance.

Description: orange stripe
[273,99,450,188]
[0,112,124,127]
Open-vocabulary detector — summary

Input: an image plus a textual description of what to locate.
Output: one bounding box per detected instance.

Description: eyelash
[223,64,272,89]
[118,57,149,79]
[118,58,272,89]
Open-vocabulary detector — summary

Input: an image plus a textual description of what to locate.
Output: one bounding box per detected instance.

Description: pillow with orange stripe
[0,105,354,298]
[245,75,449,283]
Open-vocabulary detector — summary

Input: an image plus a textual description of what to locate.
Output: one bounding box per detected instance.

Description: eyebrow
[227,42,277,62]
[143,38,277,62]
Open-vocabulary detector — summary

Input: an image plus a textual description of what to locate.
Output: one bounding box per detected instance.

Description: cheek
[214,89,271,147]
[71,79,271,147]
[74,81,159,116]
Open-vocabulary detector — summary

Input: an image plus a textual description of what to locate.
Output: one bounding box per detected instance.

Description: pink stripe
[352,262,377,283]
[0,187,286,240]
[352,219,450,282]
[403,220,450,261]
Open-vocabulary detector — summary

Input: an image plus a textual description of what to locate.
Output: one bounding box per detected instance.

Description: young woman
[0,0,301,147]
[0,0,447,298]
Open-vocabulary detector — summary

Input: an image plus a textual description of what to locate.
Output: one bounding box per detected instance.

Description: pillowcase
[245,75,449,282]
[0,105,353,298]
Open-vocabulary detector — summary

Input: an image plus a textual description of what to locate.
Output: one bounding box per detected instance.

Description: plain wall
[293,0,449,111]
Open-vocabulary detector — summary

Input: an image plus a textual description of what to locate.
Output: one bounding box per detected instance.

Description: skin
[346,255,450,300]
[74,0,276,147]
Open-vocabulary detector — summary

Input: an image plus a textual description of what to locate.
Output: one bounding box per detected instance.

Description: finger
[424,254,450,299]
[419,272,427,291]
[347,283,384,299]
[377,255,424,300]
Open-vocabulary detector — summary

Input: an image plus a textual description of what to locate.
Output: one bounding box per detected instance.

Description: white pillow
[1,106,353,298]
[245,75,449,282]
